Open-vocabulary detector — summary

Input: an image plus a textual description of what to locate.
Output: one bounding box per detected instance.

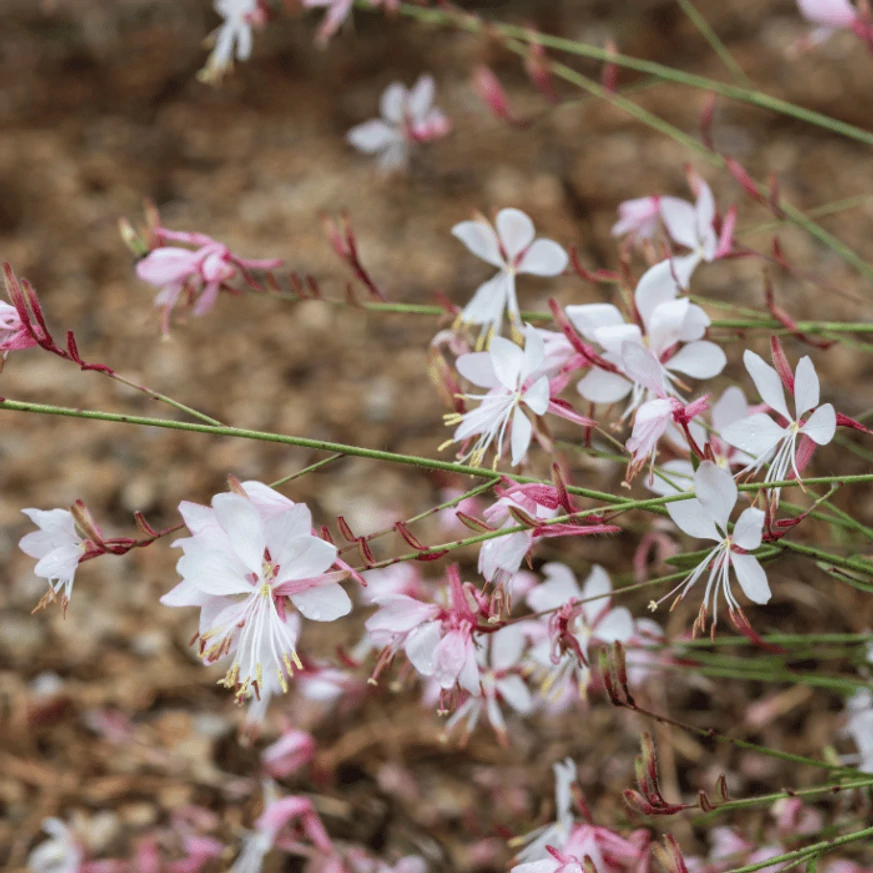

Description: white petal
[695,182,716,236]
[496,208,536,259]
[797,0,858,29]
[498,674,534,713]
[621,343,665,395]
[457,351,500,388]
[666,497,719,541]
[712,386,749,432]
[178,501,217,535]
[407,74,435,121]
[721,413,787,458]
[526,562,580,612]
[730,553,771,604]
[33,544,81,583]
[800,403,836,445]
[462,272,509,326]
[793,356,821,418]
[648,459,695,496]
[648,298,689,355]
[666,341,727,379]
[522,376,550,416]
[241,481,296,517]
[580,564,612,623]
[565,303,626,342]
[490,336,525,389]
[290,582,352,622]
[670,252,702,289]
[659,197,699,250]
[212,492,266,571]
[744,350,791,421]
[679,303,711,342]
[634,260,680,330]
[405,622,441,675]
[521,325,546,377]
[733,507,765,551]
[456,637,481,695]
[380,82,407,123]
[517,239,568,276]
[265,505,315,566]
[694,461,736,531]
[347,120,400,154]
[511,407,533,466]
[594,323,643,356]
[490,624,526,670]
[576,368,632,404]
[177,550,251,597]
[275,536,337,581]
[452,220,504,267]
[594,606,635,643]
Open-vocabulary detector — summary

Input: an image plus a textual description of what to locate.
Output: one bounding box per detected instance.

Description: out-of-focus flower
[20,508,88,607]
[445,326,551,468]
[722,350,836,505]
[304,0,399,46]
[0,295,38,355]
[796,0,870,45]
[161,482,351,702]
[452,209,568,342]
[199,0,267,84]
[567,260,725,412]
[844,689,873,772]
[136,228,282,333]
[654,461,769,632]
[514,758,579,864]
[28,818,83,873]
[347,76,451,172]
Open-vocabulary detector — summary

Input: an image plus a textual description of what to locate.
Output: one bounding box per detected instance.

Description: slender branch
[675,0,752,86]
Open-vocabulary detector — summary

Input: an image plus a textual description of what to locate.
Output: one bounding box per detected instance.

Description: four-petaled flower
[722,350,836,505]
[654,461,769,633]
[347,75,451,173]
[452,208,568,343]
[444,325,550,468]
[161,482,351,702]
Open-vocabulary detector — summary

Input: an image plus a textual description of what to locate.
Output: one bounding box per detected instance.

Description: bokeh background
[2,1,873,870]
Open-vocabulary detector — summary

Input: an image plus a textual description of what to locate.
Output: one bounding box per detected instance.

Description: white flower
[19,509,87,605]
[659,180,719,287]
[566,260,725,411]
[721,351,836,504]
[656,461,770,631]
[347,75,450,172]
[844,689,873,773]
[28,818,83,873]
[514,758,578,864]
[452,208,568,342]
[161,484,351,701]
[199,0,262,84]
[444,325,550,467]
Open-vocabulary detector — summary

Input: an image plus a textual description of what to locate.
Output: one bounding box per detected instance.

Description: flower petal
[522,376,550,416]
[510,407,533,466]
[594,606,635,643]
[576,369,632,404]
[452,220,503,267]
[275,536,337,581]
[347,120,400,154]
[634,260,680,330]
[405,621,441,675]
[744,350,791,421]
[490,336,525,389]
[136,248,199,286]
[793,356,821,418]
[666,497,719,541]
[462,272,509,327]
[565,303,625,343]
[457,351,500,388]
[212,492,266,571]
[800,403,836,445]
[521,325,546,378]
[380,82,407,123]
[517,239,568,276]
[712,386,749,432]
[594,323,643,356]
[721,413,786,458]
[730,553,771,604]
[733,507,765,551]
[407,74,435,120]
[290,582,352,622]
[694,461,736,532]
[176,549,252,597]
[496,208,535,259]
[666,340,727,379]
[659,197,699,250]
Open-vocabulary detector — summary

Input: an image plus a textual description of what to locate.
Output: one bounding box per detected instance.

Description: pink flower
[611,196,662,244]
[347,76,450,173]
[136,229,282,333]
[161,482,351,702]
[796,0,871,45]
[445,325,551,467]
[0,299,37,354]
[262,729,316,779]
[452,209,567,341]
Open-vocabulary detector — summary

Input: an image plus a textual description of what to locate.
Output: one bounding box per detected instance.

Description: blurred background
[2,1,873,870]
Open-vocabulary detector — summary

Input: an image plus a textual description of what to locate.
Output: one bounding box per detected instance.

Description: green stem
[675,0,752,86]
